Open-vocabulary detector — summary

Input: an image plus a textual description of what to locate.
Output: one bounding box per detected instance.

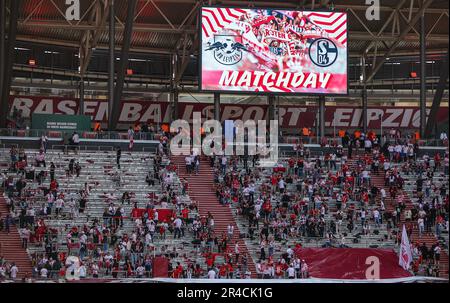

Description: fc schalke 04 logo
[309,38,338,67]
[206,35,248,66]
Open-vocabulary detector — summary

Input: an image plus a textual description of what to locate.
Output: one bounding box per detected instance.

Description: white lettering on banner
[411,110,421,128]
[367,108,384,125]
[275,72,292,88]
[287,108,306,127]
[219,71,239,86]
[217,71,331,90]
[333,108,353,127]
[140,104,162,123]
[241,106,265,122]
[351,108,362,127]
[253,71,265,85]
[411,109,430,128]
[57,100,77,115]
[7,96,446,129]
[291,73,305,87]
[96,102,108,121]
[34,99,54,114]
[411,108,430,128]
[222,106,243,121]
[262,72,275,87]
[11,98,33,117]
[383,108,403,127]
[303,73,318,88]
[83,101,98,118]
[278,107,287,126]
[119,103,142,122]
[236,71,252,87]
[162,105,171,124]
[401,109,413,128]
[318,73,332,89]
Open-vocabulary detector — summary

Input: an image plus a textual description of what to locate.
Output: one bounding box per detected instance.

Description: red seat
[48,131,61,138]
[83,132,97,139]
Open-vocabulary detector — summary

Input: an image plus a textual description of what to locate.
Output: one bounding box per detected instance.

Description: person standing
[10,263,18,280]
[116,147,122,169]
[418,217,425,237]
[301,260,308,278]
[20,227,30,249]
[129,137,134,151]
[40,134,49,153]
[194,156,200,175]
[4,214,11,234]
[234,242,240,264]
[72,132,80,154]
[173,217,183,239]
[287,264,295,279]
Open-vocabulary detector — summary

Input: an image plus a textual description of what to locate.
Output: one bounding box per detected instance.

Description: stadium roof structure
[12,0,449,74]
[1,0,448,132]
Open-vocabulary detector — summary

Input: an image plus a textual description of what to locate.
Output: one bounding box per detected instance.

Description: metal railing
[0,128,159,141]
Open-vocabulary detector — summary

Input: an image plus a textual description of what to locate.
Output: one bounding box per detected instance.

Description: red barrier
[130,208,175,223]
[294,248,412,279]
[152,256,169,278]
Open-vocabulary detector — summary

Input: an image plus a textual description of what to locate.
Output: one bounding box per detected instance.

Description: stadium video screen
[200,7,348,95]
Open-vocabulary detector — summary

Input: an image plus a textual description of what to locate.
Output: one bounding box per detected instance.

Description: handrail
[0,128,159,141]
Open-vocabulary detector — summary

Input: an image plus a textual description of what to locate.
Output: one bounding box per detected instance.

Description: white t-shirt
[40,267,48,278]
[55,198,64,208]
[72,134,80,144]
[174,218,182,228]
[208,269,216,279]
[137,266,145,276]
[287,248,294,258]
[373,210,380,219]
[287,267,295,278]
[10,266,18,278]
[79,266,86,277]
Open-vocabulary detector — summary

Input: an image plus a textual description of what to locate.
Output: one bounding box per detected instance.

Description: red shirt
[288,158,295,167]
[50,180,58,191]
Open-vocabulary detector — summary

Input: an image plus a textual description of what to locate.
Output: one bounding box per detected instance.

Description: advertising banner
[9,95,447,130]
[200,8,348,94]
[31,113,91,131]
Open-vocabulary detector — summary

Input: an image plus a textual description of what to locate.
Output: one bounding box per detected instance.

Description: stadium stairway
[170,154,257,277]
[367,164,449,279]
[0,192,34,278]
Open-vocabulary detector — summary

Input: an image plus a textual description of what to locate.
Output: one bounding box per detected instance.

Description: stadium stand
[1,130,448,280]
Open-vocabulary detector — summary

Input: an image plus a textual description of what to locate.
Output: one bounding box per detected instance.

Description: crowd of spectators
[0,127,448,280]
[208,130,448,278]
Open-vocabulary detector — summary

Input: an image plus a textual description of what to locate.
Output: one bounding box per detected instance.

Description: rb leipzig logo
[205,35,248,66]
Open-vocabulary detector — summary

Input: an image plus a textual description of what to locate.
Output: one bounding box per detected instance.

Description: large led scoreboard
[200,7,348,95]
